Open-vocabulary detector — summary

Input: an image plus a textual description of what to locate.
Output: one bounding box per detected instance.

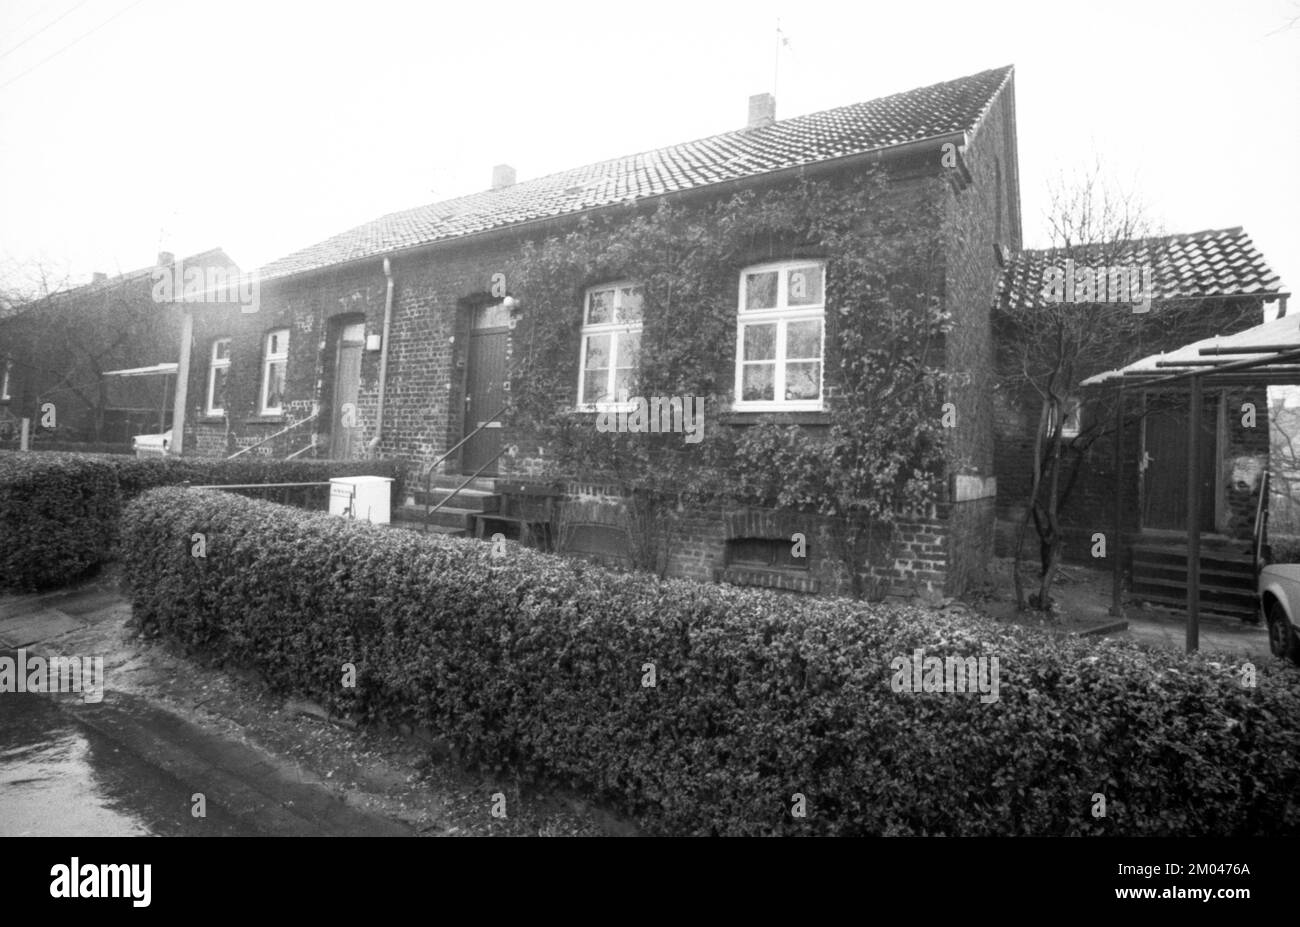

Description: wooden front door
[1143,393,1218,532]
[462,302,508,475]
[329,322,365,459]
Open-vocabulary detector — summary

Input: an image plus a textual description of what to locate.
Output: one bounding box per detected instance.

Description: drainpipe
[367,257,394,455]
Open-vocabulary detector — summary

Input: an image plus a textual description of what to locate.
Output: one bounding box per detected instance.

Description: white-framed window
[734,261,825,411]
[577,282,643,409]
[260,329,289,415]
[206,339,231,415]
[0,359,10,401]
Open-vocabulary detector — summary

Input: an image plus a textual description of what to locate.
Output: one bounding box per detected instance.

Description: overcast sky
[0,0,1297,304]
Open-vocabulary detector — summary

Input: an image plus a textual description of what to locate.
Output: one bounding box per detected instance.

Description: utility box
[329,475,393,524]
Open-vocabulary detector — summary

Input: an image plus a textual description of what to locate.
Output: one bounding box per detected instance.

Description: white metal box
[329,475,393,524]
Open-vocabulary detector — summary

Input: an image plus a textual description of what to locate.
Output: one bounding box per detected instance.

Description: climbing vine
[506,169,954,593]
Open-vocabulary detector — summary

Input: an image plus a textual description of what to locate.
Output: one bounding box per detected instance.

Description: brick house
[993,227,1289,614]
[178,66,1024,598]
[0,249,238,447]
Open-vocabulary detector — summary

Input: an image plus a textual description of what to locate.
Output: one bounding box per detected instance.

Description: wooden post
[170,309,193,455]
[1110,387,1126,618]
[1187,376,1202,653]
[19,417,29,451]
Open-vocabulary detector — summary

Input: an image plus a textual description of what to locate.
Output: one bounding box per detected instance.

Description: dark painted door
[462,304,508,474]
[1143,394,1217,532]
[330,322,364,459]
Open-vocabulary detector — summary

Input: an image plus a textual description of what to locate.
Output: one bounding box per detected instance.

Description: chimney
[748,93,775,129]
[491,164,516,190]
[91,272,108,285]
[157,251,174,266]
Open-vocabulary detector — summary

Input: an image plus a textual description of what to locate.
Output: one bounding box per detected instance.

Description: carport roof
[1081,313,1300,388]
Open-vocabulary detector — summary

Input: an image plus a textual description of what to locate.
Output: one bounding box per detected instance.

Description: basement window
[726,537,808,571]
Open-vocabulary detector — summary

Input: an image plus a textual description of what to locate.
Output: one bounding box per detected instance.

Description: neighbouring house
[0,249,239,448]
[994,227,1290,616]
[176,65,1022,598]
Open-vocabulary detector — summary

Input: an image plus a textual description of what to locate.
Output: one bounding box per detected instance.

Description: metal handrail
[425,446,509,525]
[227,410,320,459]
[284,440,317,460]
[418,406,506,481]
[1254,469,1271,575]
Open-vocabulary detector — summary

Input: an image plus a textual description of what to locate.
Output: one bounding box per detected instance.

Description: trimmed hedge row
[121,487,1300,836]
[0,452,404,590]
[0,453,122,591]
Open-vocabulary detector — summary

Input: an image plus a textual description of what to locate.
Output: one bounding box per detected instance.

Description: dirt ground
[967,556,1274,662]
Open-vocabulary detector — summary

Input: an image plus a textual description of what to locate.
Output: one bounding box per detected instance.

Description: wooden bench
[473,483,565,550]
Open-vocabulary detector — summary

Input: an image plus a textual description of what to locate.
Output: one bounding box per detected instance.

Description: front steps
[388,475,502,539]
[1129,538,1258,620]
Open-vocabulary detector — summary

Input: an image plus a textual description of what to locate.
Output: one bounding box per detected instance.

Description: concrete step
[1130,560,1256,588]
[1130,575,1257,601]
[392,503,480,531]
[1132,545,1254,566]
[1130,589,1258,620]
[424,475,500,493]
[409,487,500,512]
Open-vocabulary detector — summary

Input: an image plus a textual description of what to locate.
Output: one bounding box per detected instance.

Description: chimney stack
[491,164,516,190]
[157,251,174,267]
[748,93,775,129]
[91,272,108,285]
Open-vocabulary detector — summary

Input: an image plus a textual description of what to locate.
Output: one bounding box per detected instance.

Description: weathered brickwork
[185,80,1018,597]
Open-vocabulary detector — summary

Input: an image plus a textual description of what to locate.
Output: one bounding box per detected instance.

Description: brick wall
[188,136,1017,595]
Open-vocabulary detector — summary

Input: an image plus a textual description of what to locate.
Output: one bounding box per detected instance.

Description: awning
[1082,315,1300,388]
[101,363,179,378]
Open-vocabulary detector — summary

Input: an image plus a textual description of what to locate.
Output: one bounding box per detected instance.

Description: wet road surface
[0,685,257,836]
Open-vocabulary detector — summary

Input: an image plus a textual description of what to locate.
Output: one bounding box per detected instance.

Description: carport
[1081,314,1300,652]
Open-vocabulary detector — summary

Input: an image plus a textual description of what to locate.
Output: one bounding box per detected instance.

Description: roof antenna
[774,19,791,100]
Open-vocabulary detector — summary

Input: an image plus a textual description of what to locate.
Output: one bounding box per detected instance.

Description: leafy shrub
[0,451,404,590]
[122,487,1300,836]
[1269,535,1300,565]
[0,453,122,591]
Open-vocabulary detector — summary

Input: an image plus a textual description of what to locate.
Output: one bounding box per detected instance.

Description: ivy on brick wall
[507,170,954,593]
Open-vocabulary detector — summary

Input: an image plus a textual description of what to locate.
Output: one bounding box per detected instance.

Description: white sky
[1,0,1297,304]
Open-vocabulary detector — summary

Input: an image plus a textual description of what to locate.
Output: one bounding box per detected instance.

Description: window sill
[716,565,818,594]
[719,410,830,426]
[245,414,287,425]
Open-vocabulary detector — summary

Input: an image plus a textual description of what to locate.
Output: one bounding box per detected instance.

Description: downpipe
[367,256,395,455]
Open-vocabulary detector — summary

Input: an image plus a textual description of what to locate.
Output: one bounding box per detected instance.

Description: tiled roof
[61,248,234,299]
[999,227,1288,310]
[259,66,1015,282]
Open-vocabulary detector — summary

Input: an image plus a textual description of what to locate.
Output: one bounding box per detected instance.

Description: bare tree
[0,258,160,442]
[997,160,1252,612]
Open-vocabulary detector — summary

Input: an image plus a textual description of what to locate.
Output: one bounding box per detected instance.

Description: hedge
[0,453,122,591]
[0,452,404,591]
[121,487,1300,836]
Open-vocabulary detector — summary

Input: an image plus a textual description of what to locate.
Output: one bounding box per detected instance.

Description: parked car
[1259,563,1300,663]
